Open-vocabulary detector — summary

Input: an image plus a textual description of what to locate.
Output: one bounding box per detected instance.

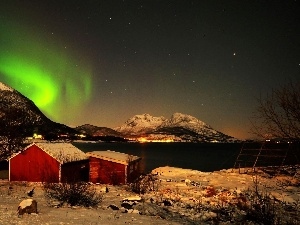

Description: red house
[9,142,89,183]
[86,150,141,185]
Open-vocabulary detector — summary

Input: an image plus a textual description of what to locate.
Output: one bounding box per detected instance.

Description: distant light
[233,52,236,56]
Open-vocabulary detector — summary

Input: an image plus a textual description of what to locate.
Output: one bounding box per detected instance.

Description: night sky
[0,1,299,139]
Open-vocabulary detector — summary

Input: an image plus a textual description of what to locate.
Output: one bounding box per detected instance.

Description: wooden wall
[89,157,126,184]
[9,145,60,183]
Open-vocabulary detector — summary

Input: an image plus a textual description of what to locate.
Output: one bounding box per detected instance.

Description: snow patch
[0,82,13,92]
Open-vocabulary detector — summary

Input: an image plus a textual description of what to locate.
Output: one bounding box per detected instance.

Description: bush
[129,173,159,194]
[43,182,103,207]
[231,175,300,224]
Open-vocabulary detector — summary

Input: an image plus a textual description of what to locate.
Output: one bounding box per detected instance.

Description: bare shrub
[233,175,300,224]
[129,173,159,194]
[43,181,103,207]
[204,186,217,197]
[251,81,300,139]
[201,175,300,224]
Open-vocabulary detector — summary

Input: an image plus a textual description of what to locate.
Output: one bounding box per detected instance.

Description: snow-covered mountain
[0,82,76,136]
[115,113,238,142]
[1,81,237,142]
[114,113,167,135]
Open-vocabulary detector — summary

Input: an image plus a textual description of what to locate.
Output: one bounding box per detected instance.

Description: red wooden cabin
[9,142,89,183]
[86,150,141,185]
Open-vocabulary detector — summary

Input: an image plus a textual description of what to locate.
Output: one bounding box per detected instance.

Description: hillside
[0,82,77,137]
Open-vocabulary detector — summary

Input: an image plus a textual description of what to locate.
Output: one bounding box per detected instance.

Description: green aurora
[0,21,92,124]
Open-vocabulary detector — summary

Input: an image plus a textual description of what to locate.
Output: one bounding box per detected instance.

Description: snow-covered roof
[86,150,141,165]
[20,142,88,164]
[0,82,13,92]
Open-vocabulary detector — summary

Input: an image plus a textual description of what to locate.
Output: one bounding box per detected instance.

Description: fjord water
[73,142,242,173]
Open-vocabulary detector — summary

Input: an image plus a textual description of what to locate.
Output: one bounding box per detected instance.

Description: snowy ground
[151,166,300,204]
[1,166,300,224]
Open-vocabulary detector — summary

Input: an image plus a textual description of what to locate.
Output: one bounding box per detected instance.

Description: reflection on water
[73,142,242,173]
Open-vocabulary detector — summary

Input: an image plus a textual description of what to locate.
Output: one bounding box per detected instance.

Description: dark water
[73,142,242,173]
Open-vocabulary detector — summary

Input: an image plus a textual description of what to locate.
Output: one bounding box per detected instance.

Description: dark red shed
[9,142,89,183]
[86,150,141,185]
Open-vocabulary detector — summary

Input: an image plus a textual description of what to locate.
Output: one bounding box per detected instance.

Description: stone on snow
[17,199,38,215]
[121,201,135,209]
[107,204,119,210]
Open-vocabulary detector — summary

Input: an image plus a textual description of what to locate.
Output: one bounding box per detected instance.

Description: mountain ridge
[75,124,123,137]
[0,82,77,137]
[1,81,238,142]
[114,113,238,142]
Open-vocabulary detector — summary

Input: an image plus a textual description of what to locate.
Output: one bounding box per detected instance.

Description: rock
[191,181,201,186]
[127,209,140,214]
[163,199,172,206]
[185,179,191,185]
[107,204,119,210]
[49,200,62,208]
[100,186,109,193]
[120,207,128,213]
[132,209,140,214]
[121,201,135,209]
[150,198,155,203]
[122,196,142,202]
[17,199,38,215]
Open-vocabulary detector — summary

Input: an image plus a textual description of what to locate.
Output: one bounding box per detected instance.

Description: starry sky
[0,0,299,139]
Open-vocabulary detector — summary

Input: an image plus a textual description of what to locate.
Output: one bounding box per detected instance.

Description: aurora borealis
[1,1,299,139]
[0,21,92,123]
